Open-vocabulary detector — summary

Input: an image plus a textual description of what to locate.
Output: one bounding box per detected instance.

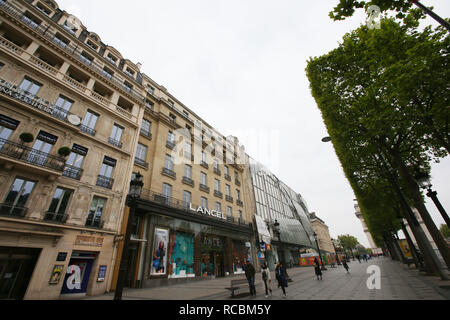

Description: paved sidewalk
[79,257,450,300]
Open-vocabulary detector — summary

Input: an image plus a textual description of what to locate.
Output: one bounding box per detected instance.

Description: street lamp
[415,172,450,228]
[272,219,293,282]
[313,232,327,270]
[114,172,143,300]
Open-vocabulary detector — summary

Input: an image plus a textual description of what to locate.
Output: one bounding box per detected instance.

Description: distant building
[309,212,335,255]
[354,203,383,254]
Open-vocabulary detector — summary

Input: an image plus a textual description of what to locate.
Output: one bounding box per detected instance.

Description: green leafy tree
[306,17,450,269]
[441,224,450,238]
[338,234,359,251]
[329,0,416,21]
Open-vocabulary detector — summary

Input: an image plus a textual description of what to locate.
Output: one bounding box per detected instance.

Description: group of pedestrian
[245,260,288,298]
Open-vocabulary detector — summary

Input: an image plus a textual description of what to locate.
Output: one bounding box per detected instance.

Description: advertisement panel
[399,239,412,258]
[151,228,169,275]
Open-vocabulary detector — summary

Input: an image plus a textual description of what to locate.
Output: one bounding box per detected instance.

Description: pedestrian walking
[342,259,350,273]
[275,261,288,297]
[245,259,256,296]
[261,262,272,298]
[356,254,361,263]
[314,264,323,280]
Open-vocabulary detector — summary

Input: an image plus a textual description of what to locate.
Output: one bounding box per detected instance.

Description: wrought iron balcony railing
[85,216,104,229]
[0,138,65,172]
[237,199,243,207]
[135,157,149,169]
[200,161,209,169]
[226,195,234,203]
[44,211,68,223]
[108,137,122,149]
[162,167,176,179]
[166,141,176,150]
[199,184,210,193]
[235,179,241,186]
[214,190,223,198]
[62,165,83,180]
[213,167,221,175]
[224,174,231,181]
[79,124,96,136]
[0,203,28,217]
[182,176,194,187]
[140,128,152,140]
[96,175,114,189]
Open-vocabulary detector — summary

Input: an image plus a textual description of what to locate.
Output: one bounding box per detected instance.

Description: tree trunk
[394,152,450,270]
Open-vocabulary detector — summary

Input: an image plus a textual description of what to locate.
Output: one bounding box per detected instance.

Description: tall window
[141,119,151,135]
[81,110,99,134]
[136,143,147,162]
[236,189,241,201]
[168,131,175,143]
[224,165,229,175]
[53,95,73,120]
[64,144,87,180]
[0,114,19,149]
[19,77,41,96]
[165,154,174,170]
[213,160,218,169]
[109,124,124,146]
[227,206,232,217]
[86,196,106,227]
[226,185,231,196]
[238,210,243,221]
[183,191,191,209]
[215,202,222,213]
[28,131,58,166]
[46,187,72,221]
[184,164,192,178]
[201,197,207,209]
[2,178,36,215]
[162,183,172,199]
[214,179,220,192]
[201,172,207,186]
[201,151,207,163]
[97,156,116,189]
[185,142,192,155]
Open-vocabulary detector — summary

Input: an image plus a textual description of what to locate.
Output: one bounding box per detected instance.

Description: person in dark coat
[342,258,350,273]
[315,264,323,280]
[245,259,256,296]
[275,261,288,296]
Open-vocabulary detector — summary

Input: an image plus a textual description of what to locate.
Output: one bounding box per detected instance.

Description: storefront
[129,198,255,287]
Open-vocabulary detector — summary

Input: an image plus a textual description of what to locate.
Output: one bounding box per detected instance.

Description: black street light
[114,172,143,300]
[313,232,327,270]
[415,172,450,228]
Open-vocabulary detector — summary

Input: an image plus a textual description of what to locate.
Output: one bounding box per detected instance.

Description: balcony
[96,175,114,189]
[0,0,145,102]
[140,128,152,140]
[0,203,28,218]
[135,157,149,169]
[62,165,83,180]
[213,167,221,176]
[0,78,79,127]
[108,137,122,149]
[235,180,241,186]
[237,199,243,207]
[200,161,209,169]
[214,190,223,199]
[224,174,231,181]
[166,140,176,150]
[0,138,65,172]
[182,176,194,187]
[44,212,68,223]
[226,195,234,203]
[85,217,104,229]
[162,167,176,179]
[80,124,96,136]
[199,184,210,193]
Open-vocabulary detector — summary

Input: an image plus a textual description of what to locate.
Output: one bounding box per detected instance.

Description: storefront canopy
[254,214,272,244]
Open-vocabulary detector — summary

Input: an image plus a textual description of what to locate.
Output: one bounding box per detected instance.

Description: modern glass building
[248,157,317,269]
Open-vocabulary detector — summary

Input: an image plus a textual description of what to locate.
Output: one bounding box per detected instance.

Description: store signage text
[189,203,226,220]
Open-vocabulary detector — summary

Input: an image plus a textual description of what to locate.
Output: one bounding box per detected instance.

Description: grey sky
[56,0,450,248]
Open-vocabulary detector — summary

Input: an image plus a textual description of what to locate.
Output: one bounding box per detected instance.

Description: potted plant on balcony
[19,133,34,145]
[58,146,71,158]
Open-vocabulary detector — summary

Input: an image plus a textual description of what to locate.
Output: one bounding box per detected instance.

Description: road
[80,256,450,300]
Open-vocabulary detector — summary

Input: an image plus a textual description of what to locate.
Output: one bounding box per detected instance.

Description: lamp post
[415,172,450,228]
[114,172,143,300]
[313,232,327,270]
[272,219,292,282]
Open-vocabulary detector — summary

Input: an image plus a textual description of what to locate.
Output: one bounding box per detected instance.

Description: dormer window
[106,53,117,65]
[147,85,154,95]
[168,100,174,108]
[125,67,135,78]
[36,2,52,16]
[86,40,98,51]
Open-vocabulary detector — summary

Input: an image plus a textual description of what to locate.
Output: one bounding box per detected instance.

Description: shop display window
[200,252,215,277]
[232,241,248,274]
[167,232,194,278]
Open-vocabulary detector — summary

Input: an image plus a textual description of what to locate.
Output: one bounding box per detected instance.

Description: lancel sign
[189,203,226,220]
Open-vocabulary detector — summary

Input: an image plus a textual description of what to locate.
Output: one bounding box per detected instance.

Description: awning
[254,214,271,244]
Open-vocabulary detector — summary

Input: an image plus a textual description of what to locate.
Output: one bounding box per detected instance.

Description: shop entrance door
[214,252,224,277]
[0,247,41,300]
[60,252,97,296]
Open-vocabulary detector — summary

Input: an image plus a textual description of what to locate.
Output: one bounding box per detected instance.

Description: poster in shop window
[151,227,169,275]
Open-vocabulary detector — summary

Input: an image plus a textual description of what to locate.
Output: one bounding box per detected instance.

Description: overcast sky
[56,0,449,248]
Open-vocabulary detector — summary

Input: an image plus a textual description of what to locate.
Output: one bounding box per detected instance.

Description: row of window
[161,183,243,220]
[0,176,107,228]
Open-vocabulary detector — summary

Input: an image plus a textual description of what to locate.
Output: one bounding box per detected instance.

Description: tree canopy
[329,0,415,21]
